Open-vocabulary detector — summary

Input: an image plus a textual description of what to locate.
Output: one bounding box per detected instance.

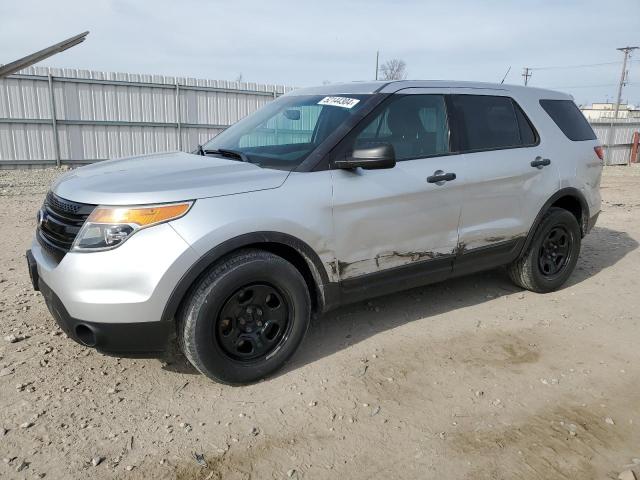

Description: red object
[594,145,605,161]
[631,132,639,164]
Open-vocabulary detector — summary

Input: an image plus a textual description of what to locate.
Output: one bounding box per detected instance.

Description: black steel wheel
[179,249,311,384]
[508,207,581,293]
[216,283,291,362]
[537,225,573,278]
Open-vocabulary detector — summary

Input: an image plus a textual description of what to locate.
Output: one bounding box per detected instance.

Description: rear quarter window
[449,95,538,152]
[539,99,597,141]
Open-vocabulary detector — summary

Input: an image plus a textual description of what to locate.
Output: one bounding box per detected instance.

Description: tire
[507,207,581,293]
[179,249,311,385]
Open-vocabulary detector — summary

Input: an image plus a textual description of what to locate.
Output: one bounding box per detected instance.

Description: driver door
[330,89,463,291]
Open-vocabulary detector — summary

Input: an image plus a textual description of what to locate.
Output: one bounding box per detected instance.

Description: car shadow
[564,225,637,286]
[161,227,637,379]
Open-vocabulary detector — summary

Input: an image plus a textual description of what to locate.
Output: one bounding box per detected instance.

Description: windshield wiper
[203,148,249,163]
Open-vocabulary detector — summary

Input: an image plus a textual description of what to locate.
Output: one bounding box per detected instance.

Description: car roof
[287,80,572,100]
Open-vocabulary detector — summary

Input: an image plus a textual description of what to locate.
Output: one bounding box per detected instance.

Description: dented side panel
[330,159,461,280]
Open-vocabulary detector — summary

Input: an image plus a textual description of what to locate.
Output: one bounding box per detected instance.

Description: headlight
[72,201,193,251]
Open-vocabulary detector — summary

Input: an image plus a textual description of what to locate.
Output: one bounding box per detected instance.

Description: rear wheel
[508,207,581,293]
[179,249,311,384]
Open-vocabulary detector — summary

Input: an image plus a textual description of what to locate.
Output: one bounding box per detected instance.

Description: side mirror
[334,143,396,170]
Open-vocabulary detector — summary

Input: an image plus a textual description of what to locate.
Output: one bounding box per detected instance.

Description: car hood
[52,151,290,205]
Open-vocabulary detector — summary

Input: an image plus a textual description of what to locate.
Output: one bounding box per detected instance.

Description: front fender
[160,230,332,323]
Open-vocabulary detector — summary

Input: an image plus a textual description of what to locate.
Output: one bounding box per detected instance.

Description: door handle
[531,156,551,168]
[427,170,456,184]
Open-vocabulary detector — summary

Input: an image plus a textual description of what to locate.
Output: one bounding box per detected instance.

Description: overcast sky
[2,0,639,105]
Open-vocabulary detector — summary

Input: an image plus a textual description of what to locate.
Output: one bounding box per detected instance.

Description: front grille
[37,192,95,262]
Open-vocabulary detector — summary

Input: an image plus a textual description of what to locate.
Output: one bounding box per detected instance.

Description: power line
[544,83,623,89]
[542,83,617,89]
[529,61,621,71]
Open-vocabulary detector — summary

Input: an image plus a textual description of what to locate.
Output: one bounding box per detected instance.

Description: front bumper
[38,276,173,354]
[28,222,200,354]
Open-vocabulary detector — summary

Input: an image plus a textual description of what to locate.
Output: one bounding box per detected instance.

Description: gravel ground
[0,165,639,479]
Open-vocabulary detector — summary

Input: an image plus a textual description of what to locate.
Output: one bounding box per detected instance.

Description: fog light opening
[75,324,97,347]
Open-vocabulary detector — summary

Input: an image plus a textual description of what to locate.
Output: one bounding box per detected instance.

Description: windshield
[202,94,372,170]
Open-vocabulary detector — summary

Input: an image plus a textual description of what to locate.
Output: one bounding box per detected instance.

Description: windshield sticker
[318,96,360,109]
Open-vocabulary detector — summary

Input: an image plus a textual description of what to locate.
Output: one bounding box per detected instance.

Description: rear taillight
[594,146,604,161]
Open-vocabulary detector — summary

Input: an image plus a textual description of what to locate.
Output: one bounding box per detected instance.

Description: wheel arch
[161,232,331,324]
[521,187,590,255]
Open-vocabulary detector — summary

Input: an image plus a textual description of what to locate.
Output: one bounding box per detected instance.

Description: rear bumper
[38,275,173,355]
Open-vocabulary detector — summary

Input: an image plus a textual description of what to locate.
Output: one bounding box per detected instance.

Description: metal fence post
[47,74,61,167]
[175,81,182,151]
[605,120,615,166]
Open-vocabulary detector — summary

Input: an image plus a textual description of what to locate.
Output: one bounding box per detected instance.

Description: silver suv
[27,81,603,384]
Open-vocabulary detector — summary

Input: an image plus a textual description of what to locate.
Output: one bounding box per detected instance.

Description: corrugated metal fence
[0,66,294,167]
[590,118,640,165]
[1,68,638,167]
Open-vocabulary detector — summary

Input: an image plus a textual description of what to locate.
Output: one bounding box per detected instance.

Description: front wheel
[508,207,581,293]
[179,249,311,384]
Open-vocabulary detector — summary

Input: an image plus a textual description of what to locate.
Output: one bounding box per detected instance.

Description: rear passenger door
[448,90,559,269]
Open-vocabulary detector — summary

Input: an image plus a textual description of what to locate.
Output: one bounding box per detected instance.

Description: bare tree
[379,59,407,80]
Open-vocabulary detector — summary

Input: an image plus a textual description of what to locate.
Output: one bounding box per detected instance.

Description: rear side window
[450,95,538,152]
[514,104,537,145]
[539,99,597,141]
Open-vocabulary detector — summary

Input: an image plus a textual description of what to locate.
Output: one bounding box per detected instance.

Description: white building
[580,103,640,120]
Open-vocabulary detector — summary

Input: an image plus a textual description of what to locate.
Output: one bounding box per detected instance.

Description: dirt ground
[0,166,639,480]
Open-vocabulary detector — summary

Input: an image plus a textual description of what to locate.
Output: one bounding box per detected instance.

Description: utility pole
[375,51,379,81]
[606,46,639,165]
[613,46,638,119]
[522,67,532,86]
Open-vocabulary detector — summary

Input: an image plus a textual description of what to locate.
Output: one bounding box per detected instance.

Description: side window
[539,99,597,141]
[514,102,537,145]
[450,95,536,152]
[353,95,450,161]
